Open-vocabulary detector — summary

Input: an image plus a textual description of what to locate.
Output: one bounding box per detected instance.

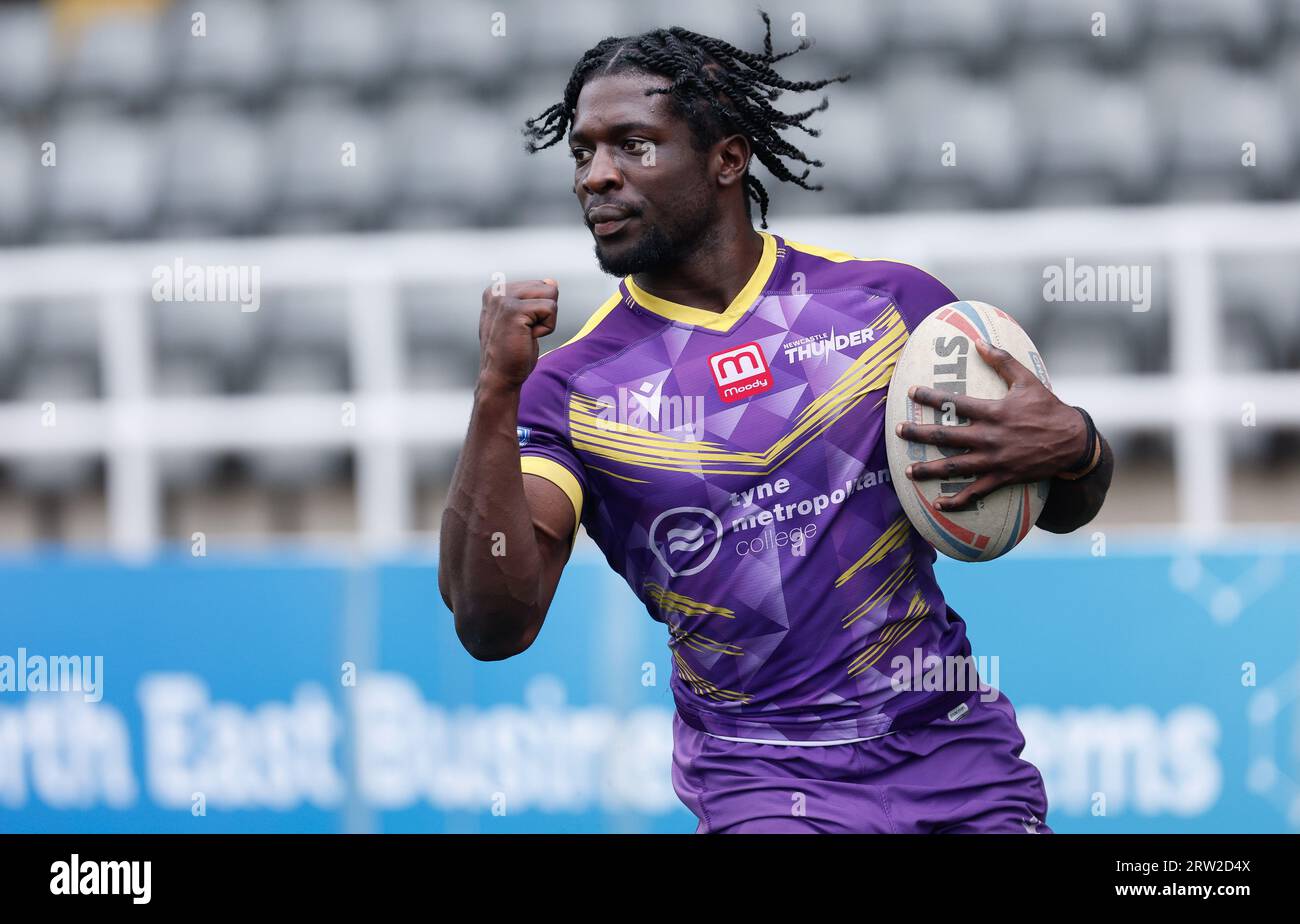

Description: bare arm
[438,278,578,660]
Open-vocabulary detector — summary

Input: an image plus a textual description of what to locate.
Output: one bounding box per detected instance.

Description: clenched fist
[477,277,559,390]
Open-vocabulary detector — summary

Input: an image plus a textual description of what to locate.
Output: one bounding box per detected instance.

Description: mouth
[593,215,635,237]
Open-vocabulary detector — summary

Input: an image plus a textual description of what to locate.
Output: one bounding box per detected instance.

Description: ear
[714,133,752,190]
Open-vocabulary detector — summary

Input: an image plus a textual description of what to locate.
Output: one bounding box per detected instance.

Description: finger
[512,298,558,336]
[896,421,985,450]
[974,338,1035,387]
[934,473,1006,511]
[905,452,996,482]
[512,279,559,300]
[906,385,999,421]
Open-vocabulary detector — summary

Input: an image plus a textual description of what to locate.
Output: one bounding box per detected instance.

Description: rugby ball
[884,301,1052,562]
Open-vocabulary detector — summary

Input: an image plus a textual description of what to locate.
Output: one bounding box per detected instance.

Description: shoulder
[781,237,957,333]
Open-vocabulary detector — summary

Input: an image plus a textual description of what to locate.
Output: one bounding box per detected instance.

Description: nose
[579,144,622,196]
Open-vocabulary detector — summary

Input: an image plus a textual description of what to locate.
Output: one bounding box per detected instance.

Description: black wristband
[1062,406,1098,476]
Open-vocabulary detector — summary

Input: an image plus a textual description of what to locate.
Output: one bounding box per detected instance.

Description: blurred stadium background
[1,0,1299,832]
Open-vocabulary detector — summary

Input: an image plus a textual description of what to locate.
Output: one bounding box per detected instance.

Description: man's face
[568,71,720,277]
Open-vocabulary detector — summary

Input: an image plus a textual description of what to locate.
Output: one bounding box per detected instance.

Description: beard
[591,189,720,278]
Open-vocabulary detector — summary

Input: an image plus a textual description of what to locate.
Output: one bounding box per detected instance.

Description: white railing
[0,200,1298,555]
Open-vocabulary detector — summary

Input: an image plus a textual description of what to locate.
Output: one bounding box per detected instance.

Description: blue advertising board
[1,541,1296,833]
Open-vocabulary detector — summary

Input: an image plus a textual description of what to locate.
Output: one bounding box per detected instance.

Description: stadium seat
[623,0,756,48]
[386,86,515,226]
[1275,41,1300,157]
[7,357,100,494]
[165,0,279,103]
[1012,63,1158,204]
[407,347,476,392]
[0,126,39,243]
[807,88,895,210]
[276,0,395,92]
[1147,0,1278,61]
[266,90,393,231]
[1148,58,1296,200]
[1038,315,1142,377]
[59,9,166,108]
[1221,306,1281,372]
[154,358,224,488]
[25,298,100,361]
[244,350,349,489]
[159,102,271,236]
[391,0,516,87]
[885,67,1028,209]
[511,86,586,224]
[1009,0,1150,67]
[522,0,625,70]
[783,0,888,71]
[151,295,261,388]
[1217,254,1300,368]
[260,289,352,359]
[884,0,1013,70]
[0,5,55,113]
[0,302,22,391]
[45,107,160,239]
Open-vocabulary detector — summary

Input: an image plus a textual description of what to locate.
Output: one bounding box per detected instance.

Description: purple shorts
[671,689,1052,834]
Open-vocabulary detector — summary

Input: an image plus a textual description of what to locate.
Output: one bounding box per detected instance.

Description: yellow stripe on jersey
[587,465,650,484]
[544,291,622,355]
[783,238,938,278]
[520,456,583,540]
[668,622,744,657]
[847,590,930,677]
[568,303,906,476]
[644,581,736,619]
[625,231,777,332]
[834,516,910,588]
[673,649,752,704]
[842,552,914,629]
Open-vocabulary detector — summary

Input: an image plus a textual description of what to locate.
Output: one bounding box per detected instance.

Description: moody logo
[708,342,772,403]
[648,506,723,577]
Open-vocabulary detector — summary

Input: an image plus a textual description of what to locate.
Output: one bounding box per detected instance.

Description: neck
[631,223,765,314]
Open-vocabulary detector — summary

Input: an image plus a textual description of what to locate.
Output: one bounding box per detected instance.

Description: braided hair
[522,10,850,229]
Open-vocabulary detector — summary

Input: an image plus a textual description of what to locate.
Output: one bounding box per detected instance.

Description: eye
[624,139,652,154]
[570,147,591,164]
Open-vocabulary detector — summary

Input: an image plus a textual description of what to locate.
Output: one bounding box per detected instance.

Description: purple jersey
[518,231,975,742]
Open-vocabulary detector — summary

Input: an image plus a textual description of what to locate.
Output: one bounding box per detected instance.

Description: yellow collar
[624,230,777,332]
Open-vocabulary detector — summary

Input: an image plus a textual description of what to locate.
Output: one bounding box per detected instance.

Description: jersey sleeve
[875,262,959,335]
[516,356,587,538]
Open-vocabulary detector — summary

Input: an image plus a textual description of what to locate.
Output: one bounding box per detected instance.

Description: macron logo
[708,342,772,403]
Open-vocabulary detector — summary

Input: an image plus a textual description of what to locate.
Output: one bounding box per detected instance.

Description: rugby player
[439,14,1113,833]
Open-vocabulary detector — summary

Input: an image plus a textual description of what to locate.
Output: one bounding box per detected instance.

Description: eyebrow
[568,121,660,145]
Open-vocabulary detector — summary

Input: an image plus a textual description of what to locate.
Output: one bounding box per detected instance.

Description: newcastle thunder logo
[648,506,723,577]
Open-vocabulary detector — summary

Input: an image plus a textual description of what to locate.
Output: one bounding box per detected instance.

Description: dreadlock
[521,9,850,229]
